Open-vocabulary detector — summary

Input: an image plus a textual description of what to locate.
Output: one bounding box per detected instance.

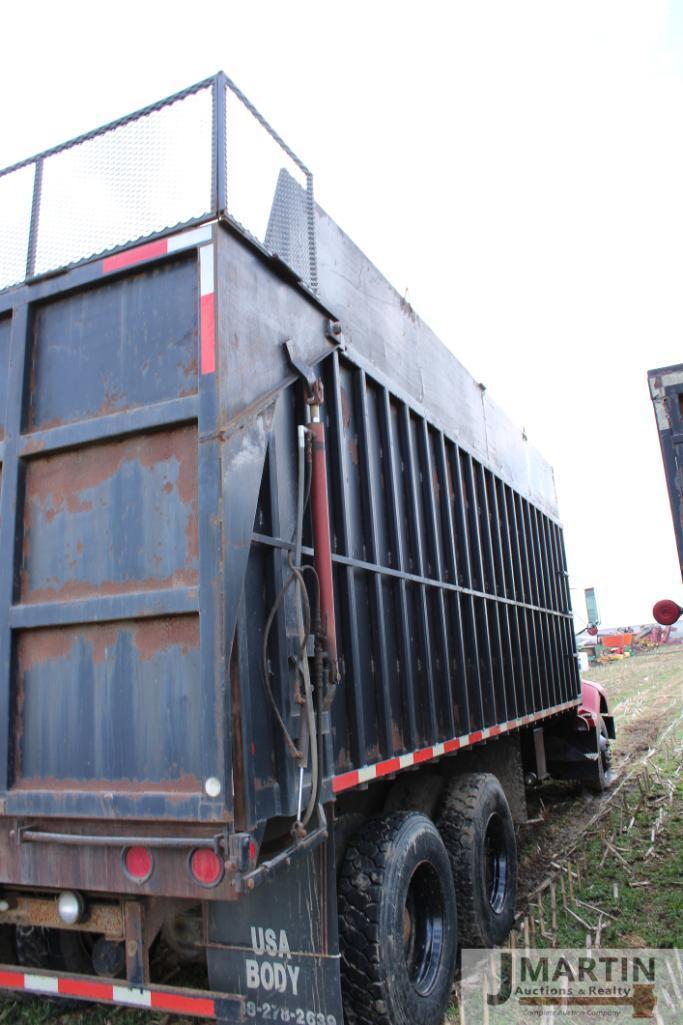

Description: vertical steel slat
[452,449,484,729]
[553,528,574,697]
[524,500,541,608]
[507,489,531,712]
[489,476,517,719]
[487,473,507,598]
[400,404,438,740]
[451,446,474,588]
[523,500,548,708]
[513,491,532,606]
[464,456,496,723]
[378,389,418,751]
[540,607,559,708]
[503,485,528,715]
[212,74,228,216]
[552,610,567,707]
[475,465,497,595]
[478,466,507,722]
[540,514,559,612]
[550,523,574,701]
[552,522,571,614]
[504,485,524,603]
[356,370,394,758]
[533,506,551,611]
[266,427,297,805]
[330,352,367,765]
[25,160,43,280]
[436,433,470,731]
[539,515,566,703]
[492,478,512,598]
[233,596,256,830]
[419,421,456,738]
[515,494,543,710]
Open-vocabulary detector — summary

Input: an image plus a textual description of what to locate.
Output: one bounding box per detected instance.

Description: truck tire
[586,720,613,793]
[338,811,457,1025]
[436,773,517,947]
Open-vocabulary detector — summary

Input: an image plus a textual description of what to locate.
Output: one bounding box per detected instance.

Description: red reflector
[189,848,224,887]
[653,599,682,626]
[123,846,153,882]
[249,841,257,862]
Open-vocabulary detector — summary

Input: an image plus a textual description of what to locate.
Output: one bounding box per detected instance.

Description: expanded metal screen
[0,73,317,293]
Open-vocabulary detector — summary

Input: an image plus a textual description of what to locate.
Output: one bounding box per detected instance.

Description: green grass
[539,726,683,950]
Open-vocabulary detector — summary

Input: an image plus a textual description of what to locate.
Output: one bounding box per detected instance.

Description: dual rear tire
[338,812,457,1025]
[337,773,518,1025]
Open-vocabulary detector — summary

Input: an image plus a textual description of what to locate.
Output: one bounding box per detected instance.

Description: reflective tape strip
[332,698,581,794]
[0,967,216,1018]
[167,224,212,252]
[102,239,167,273]
[199,246,216,374]
[113,986,153,1007]
[101,223,214,275]
[25,973,59,994]
[98,224,217,373]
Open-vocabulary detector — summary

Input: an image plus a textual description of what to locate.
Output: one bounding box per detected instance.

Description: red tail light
[189,848,224,887]
[653,599,682,626]
[122,846,154,883]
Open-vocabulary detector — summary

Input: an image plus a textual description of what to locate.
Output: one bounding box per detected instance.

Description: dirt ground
[517,646,683,913]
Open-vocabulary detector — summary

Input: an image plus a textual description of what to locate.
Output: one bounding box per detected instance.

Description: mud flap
[207,831,343,1025]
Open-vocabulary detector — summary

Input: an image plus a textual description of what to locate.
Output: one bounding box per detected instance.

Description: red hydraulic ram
[307,383,339,679]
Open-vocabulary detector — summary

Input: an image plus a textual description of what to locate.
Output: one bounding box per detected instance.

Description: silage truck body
[0,74,612,1025]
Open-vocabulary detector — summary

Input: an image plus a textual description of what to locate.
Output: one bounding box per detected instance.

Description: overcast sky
[2,0,682,627]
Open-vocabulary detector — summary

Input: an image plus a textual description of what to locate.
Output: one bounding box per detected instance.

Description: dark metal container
[0,198,580,858]
[648,363,683,579]
[0,73,584,1022]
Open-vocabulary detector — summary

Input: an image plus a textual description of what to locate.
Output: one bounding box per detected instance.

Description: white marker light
[57,891,84,925]
[204,777,221,798]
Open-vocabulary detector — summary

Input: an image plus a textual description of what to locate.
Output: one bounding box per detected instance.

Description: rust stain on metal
[348,437,359,466]
[17,629,76,671]
[132,615,199,662]
[340,385,351,430]
[12,772,202,794]
[0,895,124,937]
[21,436,45,455]
[22,425,199,602]
[18,615,199,672]
[22,571,199,606]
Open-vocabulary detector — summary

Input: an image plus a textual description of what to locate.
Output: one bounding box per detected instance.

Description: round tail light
[189,848,224,888]
[653,599,682,626]
[122,846,154,883]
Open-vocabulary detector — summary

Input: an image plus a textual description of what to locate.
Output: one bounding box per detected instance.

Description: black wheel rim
[484,813,508,914]
[402,861,445,996]
[600,729,613,782]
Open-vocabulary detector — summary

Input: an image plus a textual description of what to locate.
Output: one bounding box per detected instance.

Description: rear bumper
[0,964,243,1022]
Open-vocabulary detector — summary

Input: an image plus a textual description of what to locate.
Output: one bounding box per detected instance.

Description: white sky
[3,0,683,627]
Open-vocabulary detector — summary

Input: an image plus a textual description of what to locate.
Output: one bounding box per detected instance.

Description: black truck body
[0,75,606,1024]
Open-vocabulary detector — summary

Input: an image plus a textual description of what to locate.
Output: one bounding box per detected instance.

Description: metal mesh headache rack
[0,71,317,292]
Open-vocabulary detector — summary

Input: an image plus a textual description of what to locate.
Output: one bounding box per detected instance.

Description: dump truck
[0,74,613,1025]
